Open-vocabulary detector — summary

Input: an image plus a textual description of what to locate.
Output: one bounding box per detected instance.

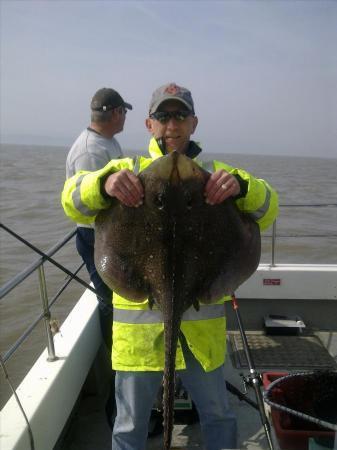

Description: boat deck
[57,330,337,450]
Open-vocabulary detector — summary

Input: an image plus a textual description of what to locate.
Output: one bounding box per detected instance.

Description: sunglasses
[150,110,193,124]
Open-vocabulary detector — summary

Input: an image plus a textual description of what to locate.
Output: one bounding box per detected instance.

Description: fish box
[262,372,336,450]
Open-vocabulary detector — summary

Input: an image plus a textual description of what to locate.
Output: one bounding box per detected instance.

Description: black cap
[90,88,132,111]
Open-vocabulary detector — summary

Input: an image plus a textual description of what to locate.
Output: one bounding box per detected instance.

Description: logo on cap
[164,83,181,95]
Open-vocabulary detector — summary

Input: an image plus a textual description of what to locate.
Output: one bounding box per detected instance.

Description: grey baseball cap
[149,83,195,115]
[91,88,132,111]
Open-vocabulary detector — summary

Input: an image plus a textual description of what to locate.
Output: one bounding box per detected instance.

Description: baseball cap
[149,83,194,115]
[91,88,132,111]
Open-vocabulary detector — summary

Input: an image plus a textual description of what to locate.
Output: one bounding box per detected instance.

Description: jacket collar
[148,137,202,160]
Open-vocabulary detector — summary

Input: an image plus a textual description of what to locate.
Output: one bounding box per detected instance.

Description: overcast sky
[1,0,336,158]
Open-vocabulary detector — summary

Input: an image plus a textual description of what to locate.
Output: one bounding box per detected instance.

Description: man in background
[66,87,132,351]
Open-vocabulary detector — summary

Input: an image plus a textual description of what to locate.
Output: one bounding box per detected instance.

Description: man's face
[146,100,198,154]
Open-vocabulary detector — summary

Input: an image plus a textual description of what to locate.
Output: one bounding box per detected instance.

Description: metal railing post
[38,265,57,362]
[271,221,276,266]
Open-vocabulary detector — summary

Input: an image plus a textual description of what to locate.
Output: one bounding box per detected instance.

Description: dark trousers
[76,227,113,352]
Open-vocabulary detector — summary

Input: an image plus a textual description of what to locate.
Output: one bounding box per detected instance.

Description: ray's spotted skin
[94,152,261,449]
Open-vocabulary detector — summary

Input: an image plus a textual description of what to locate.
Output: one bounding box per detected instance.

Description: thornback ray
[94,152,261,449]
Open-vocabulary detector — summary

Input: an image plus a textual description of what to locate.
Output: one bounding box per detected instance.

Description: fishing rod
[231,294,275,450]
[0,223,113,312]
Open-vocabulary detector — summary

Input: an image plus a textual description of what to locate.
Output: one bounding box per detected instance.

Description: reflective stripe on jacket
[112,293,228,371]
[61,137,279,371]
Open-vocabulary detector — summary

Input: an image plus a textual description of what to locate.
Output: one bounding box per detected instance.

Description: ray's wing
[95,202,151,301]
[193,201,261,303]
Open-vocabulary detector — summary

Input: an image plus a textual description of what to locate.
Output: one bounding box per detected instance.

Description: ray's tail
[162,316,181,450]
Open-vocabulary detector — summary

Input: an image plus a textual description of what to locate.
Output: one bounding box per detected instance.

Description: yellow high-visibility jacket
[61,138,278,372]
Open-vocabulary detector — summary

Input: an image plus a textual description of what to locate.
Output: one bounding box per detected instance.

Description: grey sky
[1,0,336,158]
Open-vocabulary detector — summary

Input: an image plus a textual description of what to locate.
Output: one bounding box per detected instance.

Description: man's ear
[191,116,198,135]
[111,108,120,121]
[112,107,120,116]
[145,118,153,133]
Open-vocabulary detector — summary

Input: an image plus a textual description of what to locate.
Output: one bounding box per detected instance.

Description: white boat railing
[0,228,85,364]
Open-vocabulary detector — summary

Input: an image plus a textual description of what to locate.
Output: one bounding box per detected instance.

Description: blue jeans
[76,227,113,350]
[112,337,237,450]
